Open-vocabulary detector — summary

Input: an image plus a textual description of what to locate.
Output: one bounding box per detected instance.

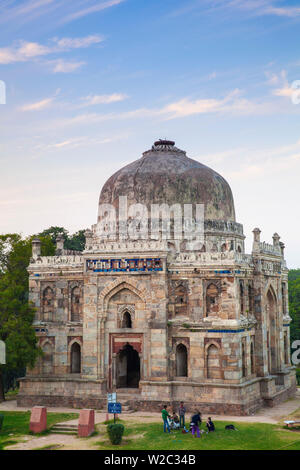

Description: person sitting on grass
[161,405,171,433]
[190,410,202,438]
[206,417,215,432]
[172,412,180,429]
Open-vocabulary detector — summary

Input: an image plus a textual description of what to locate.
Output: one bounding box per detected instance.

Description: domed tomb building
[18,140,296,415]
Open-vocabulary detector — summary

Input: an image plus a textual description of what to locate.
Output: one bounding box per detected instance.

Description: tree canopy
[0,233,56,400]
[38,226,86,252]
[288,269,300,345]
[0,227,86,401]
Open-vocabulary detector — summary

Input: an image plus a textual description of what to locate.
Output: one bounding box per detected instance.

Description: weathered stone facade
[18,140,296,415]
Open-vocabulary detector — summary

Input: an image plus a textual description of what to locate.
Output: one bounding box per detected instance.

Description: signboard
[107,392,117,403]
[0,340,5,365]
[108,402,122,414]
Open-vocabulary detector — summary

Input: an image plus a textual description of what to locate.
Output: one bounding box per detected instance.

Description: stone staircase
[120,400,134,413]
[50,423,78,435]
[108,388,141,414]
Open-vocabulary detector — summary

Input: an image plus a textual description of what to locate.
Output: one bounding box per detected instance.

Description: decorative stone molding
[282,314,292,324]
[117,305,135,327]
[239,314,257,328]
[29,255,84,267]
[99,277,150,311]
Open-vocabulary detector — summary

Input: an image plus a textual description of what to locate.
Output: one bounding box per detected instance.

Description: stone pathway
[2,390,300,450]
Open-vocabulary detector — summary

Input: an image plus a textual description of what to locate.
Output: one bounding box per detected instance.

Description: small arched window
[240,281,244,315]
[242,340,247,377]
[248,285,253,315]
[206,283,219,316]
[284,332,289,364]
[221,243,227,252]
[42,287,54,321]
[70,342,81,373]
[175,285,188,315]
[71,286,82,322]
[250,341,255,374]
[122,311,132,328]
[282,283,286,316]
[42,342,54,375]
[176,344,188,377]
[206,344,221,379]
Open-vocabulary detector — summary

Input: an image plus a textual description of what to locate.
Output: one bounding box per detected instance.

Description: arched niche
[70,342,81,373]
[176,344,188,377]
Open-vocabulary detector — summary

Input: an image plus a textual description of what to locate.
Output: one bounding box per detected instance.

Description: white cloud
[20,97,54,111]
[47,89,283,128]
[0,35,103,64]
[61,0,125,23]
[0,0,125,27]
[0,41,50,64]
[198,139,300,182]
[52,35,104,50]
[80,93,128,106]
[51,59,85,73]
[171,1,300,20]
[265,6,300,17]
[267,70,294,99]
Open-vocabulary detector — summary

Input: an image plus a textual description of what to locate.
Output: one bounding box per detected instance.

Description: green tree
[38,226,68,244]
[0,234,54,401]
[66,230,86,252]
[38,226,86,252]
[288,269,300,345]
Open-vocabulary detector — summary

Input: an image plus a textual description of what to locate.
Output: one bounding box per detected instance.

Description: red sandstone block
[29,407,47,434]
[78,409,95,437]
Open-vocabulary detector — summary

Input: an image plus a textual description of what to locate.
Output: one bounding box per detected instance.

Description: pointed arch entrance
[116,343,140,388]
[267,287,278,374]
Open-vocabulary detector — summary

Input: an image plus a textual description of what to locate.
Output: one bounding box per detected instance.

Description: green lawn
[1,411,300,450]
[0,410,78,450]
[95,420,300,451]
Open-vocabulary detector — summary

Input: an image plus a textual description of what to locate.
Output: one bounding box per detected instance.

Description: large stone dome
[98,140,236,222]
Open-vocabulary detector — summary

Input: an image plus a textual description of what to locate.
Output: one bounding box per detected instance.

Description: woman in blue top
[190,411,202,438]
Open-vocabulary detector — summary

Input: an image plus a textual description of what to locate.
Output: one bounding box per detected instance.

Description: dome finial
[154,139,175,147]
[143,139,186,156]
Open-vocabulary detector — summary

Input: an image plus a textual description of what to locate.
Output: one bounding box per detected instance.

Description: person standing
[179,402,186,428]
[190,410,202,438]
[161,405,171,433]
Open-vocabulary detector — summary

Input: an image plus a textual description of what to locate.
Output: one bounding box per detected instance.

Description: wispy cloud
[19,89,60,111]
[50,59,86,73]
[48,89,280,128]
[171,0,300,20]
[79,93,128,106]
[196,139,300,184]
[264,5,300,17]
[266,70,294,98]
[52,35,104,49]
[0,0,125,27]
[0,35,103,64]
[61,0,126,24]
[20,97,54,111]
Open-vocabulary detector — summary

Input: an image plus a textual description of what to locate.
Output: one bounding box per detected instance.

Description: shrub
[107,423,124,445]
[0,414,4,432]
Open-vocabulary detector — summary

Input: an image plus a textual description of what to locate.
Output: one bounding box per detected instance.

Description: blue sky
[1,0,300,267]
